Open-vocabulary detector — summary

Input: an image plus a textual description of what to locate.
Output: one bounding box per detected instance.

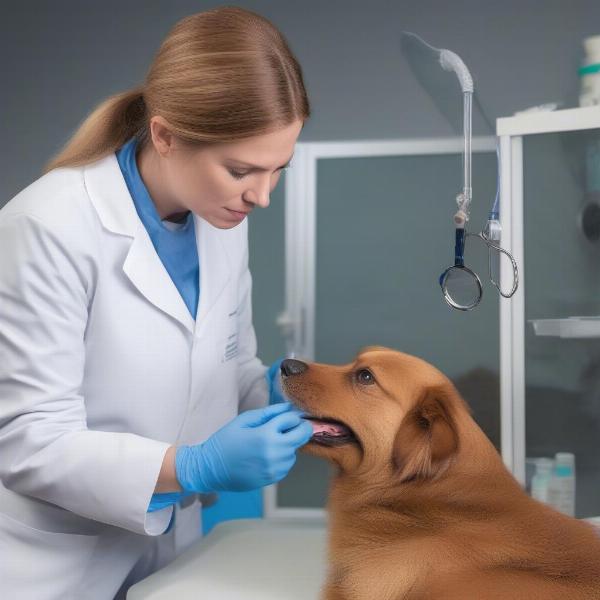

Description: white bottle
[547,452,576,517]
[530,457,554,504]
[579,35,600,107]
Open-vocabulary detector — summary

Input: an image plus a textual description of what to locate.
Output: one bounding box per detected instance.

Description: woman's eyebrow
[227,153,294,171]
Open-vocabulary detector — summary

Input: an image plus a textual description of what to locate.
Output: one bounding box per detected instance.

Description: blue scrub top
[116,137,200,318]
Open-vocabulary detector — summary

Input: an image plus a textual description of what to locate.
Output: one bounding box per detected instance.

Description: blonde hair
[44,6,310,173]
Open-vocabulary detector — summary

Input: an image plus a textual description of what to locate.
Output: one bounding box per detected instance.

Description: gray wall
[2,0,599,203]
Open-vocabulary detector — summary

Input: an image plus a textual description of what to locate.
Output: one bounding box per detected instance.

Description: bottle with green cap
[579,34,600,107]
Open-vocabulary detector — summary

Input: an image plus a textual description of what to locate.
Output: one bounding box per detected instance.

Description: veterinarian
[0,7,313,599]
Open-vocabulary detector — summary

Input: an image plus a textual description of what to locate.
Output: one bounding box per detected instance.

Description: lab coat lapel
[84,153,232,335]
[122,227,196,333]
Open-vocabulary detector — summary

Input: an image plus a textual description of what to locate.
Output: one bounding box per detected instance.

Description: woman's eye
[228,166,288,180]
[356,369,375,385]
[228,169,247,180]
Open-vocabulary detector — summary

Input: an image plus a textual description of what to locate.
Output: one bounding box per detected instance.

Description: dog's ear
[392,386,459,483]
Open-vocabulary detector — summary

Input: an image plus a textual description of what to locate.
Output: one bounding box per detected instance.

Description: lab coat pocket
[0,512,99,600]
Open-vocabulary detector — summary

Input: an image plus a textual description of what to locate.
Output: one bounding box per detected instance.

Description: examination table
[127,517,328,599]
[127,515,600,599]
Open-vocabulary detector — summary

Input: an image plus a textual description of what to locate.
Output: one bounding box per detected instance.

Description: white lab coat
[0,152,269,599]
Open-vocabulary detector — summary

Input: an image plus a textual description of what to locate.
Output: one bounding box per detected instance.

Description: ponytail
[44,87,147,173]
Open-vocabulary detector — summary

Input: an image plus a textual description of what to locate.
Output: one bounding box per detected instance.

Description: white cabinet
[498,106,600,519]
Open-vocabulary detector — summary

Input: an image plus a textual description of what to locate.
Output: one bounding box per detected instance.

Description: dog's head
[281,346,471,484]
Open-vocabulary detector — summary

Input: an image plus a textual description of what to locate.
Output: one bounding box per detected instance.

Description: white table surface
[127,515,600,600]
[127,518,328,600]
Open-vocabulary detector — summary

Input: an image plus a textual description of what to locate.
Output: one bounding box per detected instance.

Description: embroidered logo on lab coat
[222,309,239,362]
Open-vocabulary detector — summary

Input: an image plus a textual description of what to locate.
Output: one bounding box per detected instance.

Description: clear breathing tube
[439,48,474,229]
[459,90,473,228]
[400,33,501,237]
[439,47,501,248]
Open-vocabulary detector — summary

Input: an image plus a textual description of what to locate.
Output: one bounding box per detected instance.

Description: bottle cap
[554,452,575,476]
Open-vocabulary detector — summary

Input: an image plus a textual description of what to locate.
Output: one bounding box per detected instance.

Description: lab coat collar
[83,153,231,335]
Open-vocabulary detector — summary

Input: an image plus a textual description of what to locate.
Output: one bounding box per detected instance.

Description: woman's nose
[254,184,270,208]
[244,176,272,208]
[280,359,308,377]
[242,192,270,209]
[255,194,270,208]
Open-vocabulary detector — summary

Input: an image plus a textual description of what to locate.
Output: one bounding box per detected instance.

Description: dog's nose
[280,359,308,377]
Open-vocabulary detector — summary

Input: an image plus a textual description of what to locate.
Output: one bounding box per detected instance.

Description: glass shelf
[530,316,600,338]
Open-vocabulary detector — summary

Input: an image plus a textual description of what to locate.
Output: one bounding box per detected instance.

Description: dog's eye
[356,369,375,385]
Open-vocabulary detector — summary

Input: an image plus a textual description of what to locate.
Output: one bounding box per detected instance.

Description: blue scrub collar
[116,136,192,233]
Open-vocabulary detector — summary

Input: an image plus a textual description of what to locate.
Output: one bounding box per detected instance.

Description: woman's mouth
[225,207,250,220]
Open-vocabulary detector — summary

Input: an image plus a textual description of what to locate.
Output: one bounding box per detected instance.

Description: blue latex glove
[175,402,313,493]
[266,358,287,405]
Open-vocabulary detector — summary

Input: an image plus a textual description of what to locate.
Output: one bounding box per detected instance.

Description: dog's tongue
[306,418,349,437]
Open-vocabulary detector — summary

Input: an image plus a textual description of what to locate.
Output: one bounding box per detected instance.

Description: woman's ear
[392,386,459,483]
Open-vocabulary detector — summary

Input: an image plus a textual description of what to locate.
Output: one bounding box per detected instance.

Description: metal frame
[497,106,600,486]
[265,136,497,519]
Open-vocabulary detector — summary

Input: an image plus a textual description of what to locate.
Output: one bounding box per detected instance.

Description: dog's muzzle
[280,359,357,447]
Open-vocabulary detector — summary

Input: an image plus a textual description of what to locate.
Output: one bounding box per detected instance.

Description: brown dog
[280,347,600,600]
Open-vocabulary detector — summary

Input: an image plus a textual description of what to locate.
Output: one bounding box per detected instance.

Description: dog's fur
[281,347,600,600]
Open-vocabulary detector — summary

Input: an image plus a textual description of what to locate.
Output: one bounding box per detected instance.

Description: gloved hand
[266,358,287,405]
[175,402,313,494]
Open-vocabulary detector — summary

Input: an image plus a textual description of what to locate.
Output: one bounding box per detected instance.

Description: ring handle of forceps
[465,231,519,299]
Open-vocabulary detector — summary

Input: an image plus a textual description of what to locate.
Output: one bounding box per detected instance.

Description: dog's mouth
[302,415,358,447]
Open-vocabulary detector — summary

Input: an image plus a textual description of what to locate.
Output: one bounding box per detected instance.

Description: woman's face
[139,117,303,229]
